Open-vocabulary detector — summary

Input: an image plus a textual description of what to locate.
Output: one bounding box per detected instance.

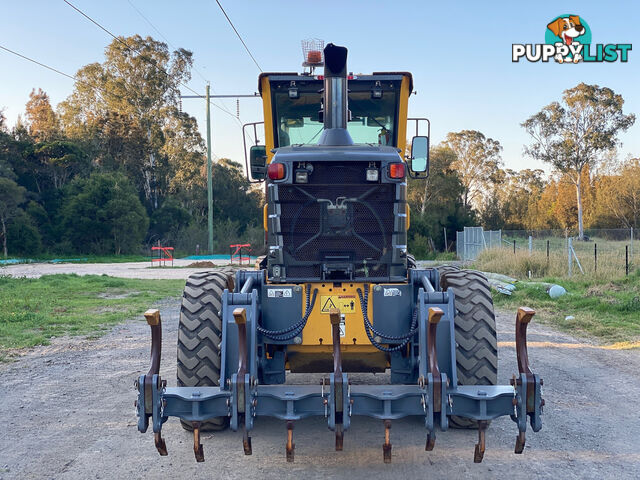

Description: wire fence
[459,227,637,279]
[497,228,637,278]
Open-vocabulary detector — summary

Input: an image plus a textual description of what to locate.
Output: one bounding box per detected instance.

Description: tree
[407,145,474,254]
[480,168,545,229]
[0,178,27,258]
[209,159,262,228]
[58,35,198,209]
[25,88,59,142]
[149,198,192,241]
[594,158,640,229]
[522,83,635,239]
[61,173,149,254]
[32,140,90,190]
[443,130,502,210]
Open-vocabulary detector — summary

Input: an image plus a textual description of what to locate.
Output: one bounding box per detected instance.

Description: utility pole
[179,90,259,255]
[206,84,214,254]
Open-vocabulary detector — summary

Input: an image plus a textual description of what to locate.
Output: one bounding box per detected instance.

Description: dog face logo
[547,15,585,46]
[545,14,591,63]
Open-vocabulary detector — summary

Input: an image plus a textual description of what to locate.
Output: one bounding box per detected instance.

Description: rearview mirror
[285,118,304,128]
[250,145,267,180]
[410,136,429,174]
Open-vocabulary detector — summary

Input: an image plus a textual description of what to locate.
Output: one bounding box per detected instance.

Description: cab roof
[258,72,413,96]
[272,143,402,163]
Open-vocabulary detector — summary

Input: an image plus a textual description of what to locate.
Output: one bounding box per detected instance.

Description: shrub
[60,173,149,254]
[7,213,42,255]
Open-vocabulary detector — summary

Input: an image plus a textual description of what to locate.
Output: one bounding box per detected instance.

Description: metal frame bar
[135,273,544,463]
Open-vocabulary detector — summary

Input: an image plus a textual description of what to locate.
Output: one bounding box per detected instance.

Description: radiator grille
[276,162,396,280]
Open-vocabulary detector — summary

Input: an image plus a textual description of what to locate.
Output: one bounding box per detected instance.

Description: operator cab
[245,45,430,283]
[269,74,403,148]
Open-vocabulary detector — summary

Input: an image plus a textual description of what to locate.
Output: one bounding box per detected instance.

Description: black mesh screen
[276,162,396,280]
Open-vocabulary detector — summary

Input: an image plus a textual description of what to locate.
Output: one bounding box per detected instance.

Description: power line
[0,44,76,83]
[125,0,208,83]
[0,44,122,105]
[124,0,240,122]
[214,0,263,72]
[62,0,240,122]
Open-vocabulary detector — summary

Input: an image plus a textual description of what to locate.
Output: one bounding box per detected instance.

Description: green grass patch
[415,251,457,261]
[2,254,151,264]
[0,274,184,358]
[493,269,640,343]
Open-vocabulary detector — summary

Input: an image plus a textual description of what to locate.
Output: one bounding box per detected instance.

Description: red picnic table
[229,243,252,265]
[151,246,174,267]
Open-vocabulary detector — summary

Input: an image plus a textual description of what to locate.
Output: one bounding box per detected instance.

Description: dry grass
[473,247,629,281]
[474,246,640,344]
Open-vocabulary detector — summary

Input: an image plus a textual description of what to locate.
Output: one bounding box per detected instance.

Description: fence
[456,227,637,277]
[500,228,636,277]
[456,227,501,261]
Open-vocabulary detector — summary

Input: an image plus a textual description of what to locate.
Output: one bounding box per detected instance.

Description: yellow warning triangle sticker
[321,297,337,312]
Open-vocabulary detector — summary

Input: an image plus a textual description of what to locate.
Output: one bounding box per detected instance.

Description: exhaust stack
[318,43,354,146]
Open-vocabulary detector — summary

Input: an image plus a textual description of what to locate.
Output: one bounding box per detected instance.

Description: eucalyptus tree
[522,83,635,239]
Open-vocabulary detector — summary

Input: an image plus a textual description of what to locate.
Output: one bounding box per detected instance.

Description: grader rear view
[135,43,544,464]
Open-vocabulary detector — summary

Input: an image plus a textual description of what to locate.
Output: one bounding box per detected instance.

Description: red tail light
[267,163,286,180]
[389,163,405,179]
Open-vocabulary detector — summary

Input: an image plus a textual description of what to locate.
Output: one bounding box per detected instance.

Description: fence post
[594,243,597,273]
[568,237,573,277]
[443,227,448,252]
[528,235,532,254]
[626,245,629,276]
[546,240,550,262]
[513,240,516,255]
[631,227,634,264]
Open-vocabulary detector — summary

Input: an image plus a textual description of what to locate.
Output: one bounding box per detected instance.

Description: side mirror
[250,145,267,180]
[410,136,429,174]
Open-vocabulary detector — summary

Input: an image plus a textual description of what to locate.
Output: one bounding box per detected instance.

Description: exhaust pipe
[318,43,354,146]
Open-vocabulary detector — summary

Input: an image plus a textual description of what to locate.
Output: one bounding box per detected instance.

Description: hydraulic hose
[258,284,319,341]
[357,285,418,353]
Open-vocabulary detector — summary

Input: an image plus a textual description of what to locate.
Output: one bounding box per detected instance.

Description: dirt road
[1,300,639,479]
[0,259,232,280]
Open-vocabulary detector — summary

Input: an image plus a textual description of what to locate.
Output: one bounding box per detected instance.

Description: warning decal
[320,295,356,314]
[267,288,292,298]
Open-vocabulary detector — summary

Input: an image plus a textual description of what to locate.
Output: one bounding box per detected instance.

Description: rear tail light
[389,163,405,179]
[268,163,286,180]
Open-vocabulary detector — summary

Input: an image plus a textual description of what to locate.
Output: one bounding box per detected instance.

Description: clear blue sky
[1,0,639,173]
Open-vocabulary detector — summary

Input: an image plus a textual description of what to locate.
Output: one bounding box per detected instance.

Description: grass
[415,251,458,261]
[0,274,184,359]
[474,248,640,343]
[472,247,631,281]
[1,254,151,264]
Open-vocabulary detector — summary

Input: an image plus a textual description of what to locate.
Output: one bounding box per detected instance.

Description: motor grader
[135,43,543,464]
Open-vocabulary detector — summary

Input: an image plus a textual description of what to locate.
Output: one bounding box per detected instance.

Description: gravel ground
[0,260,455,280]
[0,259,235,280]
[1,298,639,480]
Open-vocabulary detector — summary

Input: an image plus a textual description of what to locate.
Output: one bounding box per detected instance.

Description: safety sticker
[320,295,356,314]
[384,288,402,297]
[268,288,292,298]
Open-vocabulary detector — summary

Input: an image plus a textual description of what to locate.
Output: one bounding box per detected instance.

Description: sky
[1,0,639,174]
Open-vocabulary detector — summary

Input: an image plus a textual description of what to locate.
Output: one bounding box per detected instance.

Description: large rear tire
[439,269,498,428]
[177,271,234,431]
